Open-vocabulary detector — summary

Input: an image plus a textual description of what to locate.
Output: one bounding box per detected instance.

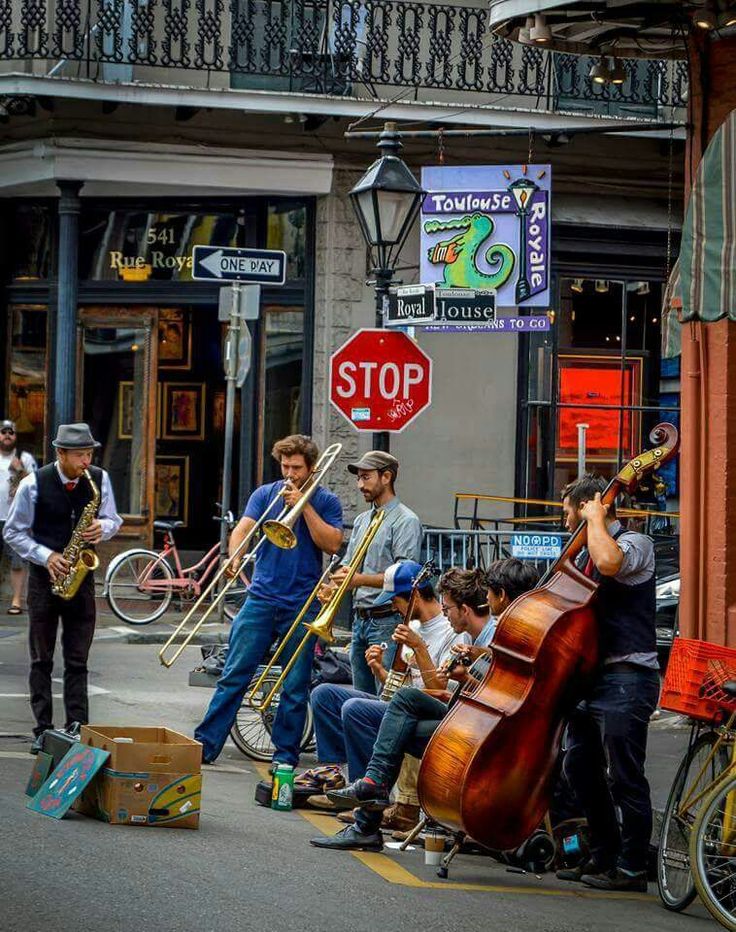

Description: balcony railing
[0,0,688,113]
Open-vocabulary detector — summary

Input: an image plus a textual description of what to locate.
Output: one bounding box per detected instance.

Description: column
[52,180,83,429]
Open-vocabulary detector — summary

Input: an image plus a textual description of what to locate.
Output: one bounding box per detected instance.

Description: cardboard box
[75,725,202,829]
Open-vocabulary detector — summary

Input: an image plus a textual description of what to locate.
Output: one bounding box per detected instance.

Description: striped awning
[662,110,736,357]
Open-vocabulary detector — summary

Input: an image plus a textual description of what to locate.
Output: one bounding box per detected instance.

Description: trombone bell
[262,520,297,550]
[303,606,337,644]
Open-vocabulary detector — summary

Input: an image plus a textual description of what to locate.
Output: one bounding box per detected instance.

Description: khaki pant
[395,754,420,807]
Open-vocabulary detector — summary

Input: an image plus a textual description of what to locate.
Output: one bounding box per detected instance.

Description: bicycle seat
[721,680,736,699]
[154,520,184,532]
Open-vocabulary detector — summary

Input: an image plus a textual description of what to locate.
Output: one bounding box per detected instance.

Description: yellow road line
[297,807,652,902]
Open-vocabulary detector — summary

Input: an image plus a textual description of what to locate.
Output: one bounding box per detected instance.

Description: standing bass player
[3,423,122,753]
[194,434,343,767]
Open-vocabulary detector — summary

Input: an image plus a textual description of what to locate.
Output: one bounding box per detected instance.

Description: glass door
[77,308,158,548]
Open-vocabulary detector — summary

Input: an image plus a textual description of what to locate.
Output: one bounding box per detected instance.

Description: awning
[662,110,736,357]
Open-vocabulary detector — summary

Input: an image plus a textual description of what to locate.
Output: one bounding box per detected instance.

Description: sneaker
[381,802,420,833]
[581,868,648,892]
[327,778,391,812]
[309,824,383,851]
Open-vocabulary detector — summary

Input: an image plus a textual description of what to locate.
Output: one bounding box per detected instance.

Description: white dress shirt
[3,464,123,567]
[0,449,37,521]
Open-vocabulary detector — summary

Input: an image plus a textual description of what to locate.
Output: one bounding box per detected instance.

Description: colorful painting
[158,308,191,370]
[421,164,551,308]
[556,354,643,463]
[162,383,205,440]
[155,456,190,525]
[26,745,110,819]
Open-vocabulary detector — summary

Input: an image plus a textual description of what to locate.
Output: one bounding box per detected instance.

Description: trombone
[248,506,386,712]
[158,441,343,669]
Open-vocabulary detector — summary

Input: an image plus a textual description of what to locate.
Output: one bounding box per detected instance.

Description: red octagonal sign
[329,328,432,433]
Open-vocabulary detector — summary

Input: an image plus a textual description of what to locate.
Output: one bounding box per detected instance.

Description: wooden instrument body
[418,560,599,851]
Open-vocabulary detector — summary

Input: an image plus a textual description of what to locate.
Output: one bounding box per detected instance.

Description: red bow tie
[64,481,76,492]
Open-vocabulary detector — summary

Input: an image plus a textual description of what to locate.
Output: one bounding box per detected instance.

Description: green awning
[662,109,736,357]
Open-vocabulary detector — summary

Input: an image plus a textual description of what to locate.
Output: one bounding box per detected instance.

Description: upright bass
[417,423,679,851]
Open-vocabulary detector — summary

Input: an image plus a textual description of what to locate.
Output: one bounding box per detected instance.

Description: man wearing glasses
[0,420,36,614]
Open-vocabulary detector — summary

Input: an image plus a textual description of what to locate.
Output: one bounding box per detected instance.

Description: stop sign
[329,328,432,432]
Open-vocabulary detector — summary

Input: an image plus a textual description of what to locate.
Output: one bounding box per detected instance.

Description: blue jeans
[349,611,400,695]
[564,667,660,873]
[310,683,387,780]
[194,594,316,766]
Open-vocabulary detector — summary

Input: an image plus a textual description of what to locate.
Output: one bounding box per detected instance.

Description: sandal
[7,606,22,615]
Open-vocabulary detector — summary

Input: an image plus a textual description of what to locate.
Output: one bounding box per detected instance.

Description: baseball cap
[373,560,425,607]
[0,420,16,432]
[347,450,399,476]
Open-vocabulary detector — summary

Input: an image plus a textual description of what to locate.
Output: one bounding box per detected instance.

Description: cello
[417,423,679,851]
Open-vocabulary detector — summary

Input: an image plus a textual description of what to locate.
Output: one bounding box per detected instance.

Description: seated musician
[557,474,659,892]
[307,561,469,815]
[310,559,539,852]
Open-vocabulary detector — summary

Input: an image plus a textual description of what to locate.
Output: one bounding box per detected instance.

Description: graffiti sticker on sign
[420,164,551,309]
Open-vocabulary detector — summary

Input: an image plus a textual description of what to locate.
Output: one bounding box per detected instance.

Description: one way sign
[192,246,286,285]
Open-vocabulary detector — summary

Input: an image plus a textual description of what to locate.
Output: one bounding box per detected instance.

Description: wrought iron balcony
[0,0,687,115]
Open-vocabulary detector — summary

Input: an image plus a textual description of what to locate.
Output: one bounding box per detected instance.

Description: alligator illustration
[424,212,515,290]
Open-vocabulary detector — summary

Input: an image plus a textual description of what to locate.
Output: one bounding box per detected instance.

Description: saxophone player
[3,423,122,752]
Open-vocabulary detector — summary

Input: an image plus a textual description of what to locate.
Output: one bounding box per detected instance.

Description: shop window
[78,210,244,282]
[7,305,48,459]
[520,278,676,511]
[9,206,51,281]
[260,305,304,483]
[267,202,307,281]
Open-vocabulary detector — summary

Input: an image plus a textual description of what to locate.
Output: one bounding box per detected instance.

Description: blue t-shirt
[244,480,343,611]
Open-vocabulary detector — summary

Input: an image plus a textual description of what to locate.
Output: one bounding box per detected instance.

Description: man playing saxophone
[3,423,122,752]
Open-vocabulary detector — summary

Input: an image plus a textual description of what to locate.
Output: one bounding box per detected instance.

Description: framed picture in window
[556,353,643,463]
[162,382,206,440]
[118,381,134,440]
[158,308,191,370]
[155,456,189,525]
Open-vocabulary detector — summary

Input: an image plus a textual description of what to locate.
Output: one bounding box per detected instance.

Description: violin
[417,423,679,851]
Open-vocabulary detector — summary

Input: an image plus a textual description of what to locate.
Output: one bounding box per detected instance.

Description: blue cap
[373,560,425,607]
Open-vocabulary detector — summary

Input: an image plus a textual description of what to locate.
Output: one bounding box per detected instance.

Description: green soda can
[271,764,294,811]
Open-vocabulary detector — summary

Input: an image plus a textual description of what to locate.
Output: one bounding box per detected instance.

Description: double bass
[417,423,679,851]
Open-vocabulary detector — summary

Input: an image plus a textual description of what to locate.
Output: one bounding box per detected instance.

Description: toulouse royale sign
[420,164,551,308]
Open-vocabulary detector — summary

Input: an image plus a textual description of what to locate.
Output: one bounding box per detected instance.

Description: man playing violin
[558,473,660,892]
[194,435,343,767]
[310,560,538,852]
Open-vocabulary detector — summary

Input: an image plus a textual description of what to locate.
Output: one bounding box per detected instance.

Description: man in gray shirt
[329,451,422,694]
[558,473,660,894]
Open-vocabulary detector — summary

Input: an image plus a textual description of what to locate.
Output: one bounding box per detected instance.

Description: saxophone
[52,469,101,600]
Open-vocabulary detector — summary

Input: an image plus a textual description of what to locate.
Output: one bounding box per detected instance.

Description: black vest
[32,464,103,553]
[579,527,657,661]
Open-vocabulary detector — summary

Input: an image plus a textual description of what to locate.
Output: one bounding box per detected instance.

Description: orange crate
[661,638,736,722]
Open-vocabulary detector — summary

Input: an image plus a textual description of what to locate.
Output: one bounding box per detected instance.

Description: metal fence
[423,526,568,576]
[1,0,687,111]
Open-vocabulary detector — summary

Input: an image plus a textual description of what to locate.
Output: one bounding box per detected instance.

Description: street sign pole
[218,284,242,621]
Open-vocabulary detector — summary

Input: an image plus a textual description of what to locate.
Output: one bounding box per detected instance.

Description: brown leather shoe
[337,809,356,824]
[381,802,420,833]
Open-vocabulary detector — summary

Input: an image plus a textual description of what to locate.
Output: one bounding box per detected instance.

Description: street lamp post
[508,176,539,306]
[349,121,425,451]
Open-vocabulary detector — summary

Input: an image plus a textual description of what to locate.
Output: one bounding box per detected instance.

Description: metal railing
[423,526,569,576]
[0,0,687,111]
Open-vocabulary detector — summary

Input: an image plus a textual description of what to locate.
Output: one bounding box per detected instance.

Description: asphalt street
[0,613,717,932]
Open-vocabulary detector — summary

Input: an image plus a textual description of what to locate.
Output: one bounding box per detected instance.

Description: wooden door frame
[76,307,158,545]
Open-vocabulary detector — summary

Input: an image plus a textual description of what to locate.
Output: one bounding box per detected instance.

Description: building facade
[0,0,685,552]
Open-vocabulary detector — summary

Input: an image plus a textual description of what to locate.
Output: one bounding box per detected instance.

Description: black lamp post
[508,176,539,305]
[349,121,425,451]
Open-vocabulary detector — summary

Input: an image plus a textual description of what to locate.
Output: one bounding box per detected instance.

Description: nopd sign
[329,329,432,432]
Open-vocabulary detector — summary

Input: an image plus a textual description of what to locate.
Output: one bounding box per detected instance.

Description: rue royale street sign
[192,245,287,284]
[385,285,550,332]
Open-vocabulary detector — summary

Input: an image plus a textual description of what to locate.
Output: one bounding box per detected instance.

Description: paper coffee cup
[424,831,445,866]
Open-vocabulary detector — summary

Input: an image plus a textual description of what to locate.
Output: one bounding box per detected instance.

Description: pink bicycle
[104,518,249,626]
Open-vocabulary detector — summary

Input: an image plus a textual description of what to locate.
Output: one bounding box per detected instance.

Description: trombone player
[194,435,343,766]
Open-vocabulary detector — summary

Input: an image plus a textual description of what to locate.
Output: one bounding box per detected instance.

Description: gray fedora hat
[52,423,101,449]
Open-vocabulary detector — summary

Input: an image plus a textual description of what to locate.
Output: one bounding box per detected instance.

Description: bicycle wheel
[106,550,174,625]
[222,573,249,622]
[658,729,730,911]
[690,769,736,930]
[229,670,315,762]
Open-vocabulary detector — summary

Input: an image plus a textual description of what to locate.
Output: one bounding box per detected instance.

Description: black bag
[311,647,352,688]
[254,779,316,809]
